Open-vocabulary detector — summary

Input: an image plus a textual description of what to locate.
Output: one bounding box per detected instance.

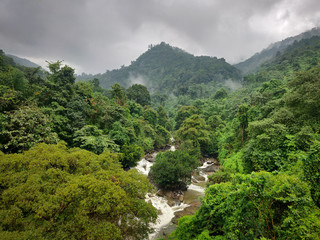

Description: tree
[150,150,198,190]
[303,136,320,207]
[237,104,249,146]
[243,118,288,172]
[143,106,158,126]
[176,114,210,155]
[126,84,151,106]
[154,125,171,149]
[175,105,198,130]
[46,61,76,107]
[111,83,126,106]
[108,121,135,146]
[0,106,58,153]
[157,105,171,130]
[0,143,157,240]
[213,87,228,99]
[120,144,144,168]
[170,171,320,240]
[73,125,119,154]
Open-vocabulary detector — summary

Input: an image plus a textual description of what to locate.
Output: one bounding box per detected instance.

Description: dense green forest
[0,50,172,239]
[77,42,242,100]
[1,29,320,240]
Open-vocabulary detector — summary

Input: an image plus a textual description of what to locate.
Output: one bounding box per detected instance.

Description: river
[135,145,219,239]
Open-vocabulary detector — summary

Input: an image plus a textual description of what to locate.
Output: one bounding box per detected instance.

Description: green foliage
[243,118,289,172]
[176,114,210,155]
[150,150,198,190]
[285,67,320,128]
[127,100,144,118]
[108,121,134,146]
[154,125,171,149]
[0,106,58,153]
[79,42,242,97]
[237,104,249,145]
[73,125,119,154]
[0,143,157,240]
[143,106,158,126]
[175,105,198,130]
[303,136,320,207]
[157,105,171,130]
[207,168,233,186]
[171,171,320,239]
[111,83,126,106]
[126,84,151,106]
[120,144,144,168]
[213,87,228,99]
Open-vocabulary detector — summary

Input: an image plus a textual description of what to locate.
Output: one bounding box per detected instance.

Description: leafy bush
[150,150,198,190]
[170,171,320,239]
[120,144,144,168]
[0,143,157,240]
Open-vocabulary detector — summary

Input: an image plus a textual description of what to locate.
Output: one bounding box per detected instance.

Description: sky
[1,0,320,74]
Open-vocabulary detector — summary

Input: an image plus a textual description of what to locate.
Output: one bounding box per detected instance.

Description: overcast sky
[1,0,320,74]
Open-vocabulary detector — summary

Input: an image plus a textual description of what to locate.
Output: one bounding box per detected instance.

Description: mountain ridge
[77,42,242,98]
[235,27,320,74]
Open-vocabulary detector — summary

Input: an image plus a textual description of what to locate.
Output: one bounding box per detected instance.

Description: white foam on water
[147,195,189,240]
[135,158,153,175]
[188,183,205,193]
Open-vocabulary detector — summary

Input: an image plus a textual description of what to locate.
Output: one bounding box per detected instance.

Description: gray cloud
[0,0,319,74]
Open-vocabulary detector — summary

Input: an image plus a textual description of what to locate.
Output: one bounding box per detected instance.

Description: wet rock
[202,164,221,172]
[167,200,176,207]
[178,195,184,202]
[192,172,206,182]
[172,202,202,224]
[156,189,165,197]
[145,154,155,162]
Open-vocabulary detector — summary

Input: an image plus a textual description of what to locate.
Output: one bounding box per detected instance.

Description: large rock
[145,153,156,162]
[172,202,202,224]
[192,172,206,182]
[202,164,221,173]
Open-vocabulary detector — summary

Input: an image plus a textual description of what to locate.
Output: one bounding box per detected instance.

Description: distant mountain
[78,42,242,97]
[235,27,320,74]
[6,54,40,68]
[242,35,320,86]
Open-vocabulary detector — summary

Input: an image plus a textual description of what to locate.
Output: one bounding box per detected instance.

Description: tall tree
[126,84,151,106]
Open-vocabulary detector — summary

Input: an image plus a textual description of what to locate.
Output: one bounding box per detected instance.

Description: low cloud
[224,79,242,91]
[0,0,319,74]
[128,72,149,87]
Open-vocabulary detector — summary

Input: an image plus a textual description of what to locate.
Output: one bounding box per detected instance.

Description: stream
[135,145,220,240]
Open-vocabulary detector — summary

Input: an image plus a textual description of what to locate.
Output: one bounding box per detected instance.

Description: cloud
[0,0,319,74]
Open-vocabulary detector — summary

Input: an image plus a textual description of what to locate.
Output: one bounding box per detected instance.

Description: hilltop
[235,27,320,74]
[77,42,242,97]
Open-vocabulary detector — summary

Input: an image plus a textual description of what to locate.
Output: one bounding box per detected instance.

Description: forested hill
[77,42,242,96]
[243,35,320,86]
[6,54,40,68]
[235,27,320,74]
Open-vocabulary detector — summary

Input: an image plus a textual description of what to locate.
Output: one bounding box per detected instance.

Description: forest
[1,32,320,240]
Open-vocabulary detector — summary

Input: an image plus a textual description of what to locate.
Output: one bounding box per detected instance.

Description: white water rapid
[135,145,213,239]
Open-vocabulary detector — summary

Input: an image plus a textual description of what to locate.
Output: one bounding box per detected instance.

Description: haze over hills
[77,42,242,97]
[235,27,320,74]
[6,54,40,68]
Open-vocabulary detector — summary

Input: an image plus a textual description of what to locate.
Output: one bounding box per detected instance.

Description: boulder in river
[172,202,202,224]
[202,164,221,173]
[145,153,156,162]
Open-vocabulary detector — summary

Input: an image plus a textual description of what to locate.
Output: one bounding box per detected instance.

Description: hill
[235,27,320,74]
[77,42,242,97]
[6,54,40,68]
[242,35,320,86]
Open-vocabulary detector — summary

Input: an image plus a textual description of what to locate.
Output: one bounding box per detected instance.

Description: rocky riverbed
[136,147,220,240]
